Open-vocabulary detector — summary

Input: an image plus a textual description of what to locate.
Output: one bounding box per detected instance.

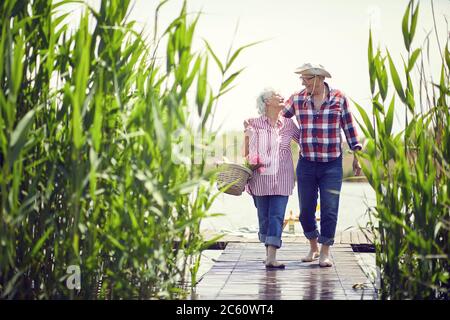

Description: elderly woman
[244,88,299,269]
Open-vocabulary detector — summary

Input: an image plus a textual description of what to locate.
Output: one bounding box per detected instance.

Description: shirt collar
[301,82,333,98]
[261,114,283,128]
[324,82,332,99]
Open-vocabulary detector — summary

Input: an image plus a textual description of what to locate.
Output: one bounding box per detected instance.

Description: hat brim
[294,68,331,78]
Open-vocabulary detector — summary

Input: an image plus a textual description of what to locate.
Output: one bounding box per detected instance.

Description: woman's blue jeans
[296,155,343,246]
[252,195,288,248]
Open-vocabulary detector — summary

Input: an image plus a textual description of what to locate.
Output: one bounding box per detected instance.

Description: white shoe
[319,254,333,267]
[301,251,320,262]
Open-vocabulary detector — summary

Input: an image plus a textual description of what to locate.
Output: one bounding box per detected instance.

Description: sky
[69,0,450,134]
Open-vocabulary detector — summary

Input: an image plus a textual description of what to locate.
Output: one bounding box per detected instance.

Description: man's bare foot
[319,254,333,267]
[301,251,320,262]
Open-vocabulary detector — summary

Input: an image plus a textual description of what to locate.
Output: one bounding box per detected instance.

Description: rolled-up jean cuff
[318,235,335,246]
[304,230,320,240]
[258,233,266,243]
[265,236,282,249]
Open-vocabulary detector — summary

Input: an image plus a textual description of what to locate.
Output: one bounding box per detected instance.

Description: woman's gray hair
[256,87,276,115]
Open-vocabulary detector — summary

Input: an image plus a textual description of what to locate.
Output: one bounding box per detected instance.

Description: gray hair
[256,87,276,115]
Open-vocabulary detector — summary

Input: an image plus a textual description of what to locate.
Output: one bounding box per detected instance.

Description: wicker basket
[216,163,253,196]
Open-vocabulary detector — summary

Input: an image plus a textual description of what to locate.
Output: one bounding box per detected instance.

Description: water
[201,182,376,235]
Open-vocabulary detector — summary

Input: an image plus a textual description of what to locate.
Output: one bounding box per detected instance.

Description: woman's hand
[249,163,263,171]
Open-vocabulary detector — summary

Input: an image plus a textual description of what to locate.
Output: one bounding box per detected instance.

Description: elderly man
[282,63,362,267]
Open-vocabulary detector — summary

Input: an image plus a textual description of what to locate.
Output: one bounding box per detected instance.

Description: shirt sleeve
[282,94,295,118]
[243,119,255,158]
[244,118,254,136]
[290,119,300,144]
[340,96,362,151]
[248,128,258,159]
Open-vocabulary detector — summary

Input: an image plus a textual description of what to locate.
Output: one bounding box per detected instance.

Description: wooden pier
[193,232,377,300]
[200,228,374,249]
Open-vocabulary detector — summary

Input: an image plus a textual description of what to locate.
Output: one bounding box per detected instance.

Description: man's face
[300,75,323,94]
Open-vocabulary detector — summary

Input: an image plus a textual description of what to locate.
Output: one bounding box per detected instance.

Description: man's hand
[353,155,362,176]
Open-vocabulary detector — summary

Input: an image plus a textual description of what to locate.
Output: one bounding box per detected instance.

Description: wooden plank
[339,230,351,244]
[194,243,377,300]
[201,228,374,248]
[335,232,342,244]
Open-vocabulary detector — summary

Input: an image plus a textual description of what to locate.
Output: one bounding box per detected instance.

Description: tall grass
[355,0,449,299]
[0,0,250,299]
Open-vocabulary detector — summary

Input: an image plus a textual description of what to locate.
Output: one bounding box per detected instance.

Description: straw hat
[294,63,332,78]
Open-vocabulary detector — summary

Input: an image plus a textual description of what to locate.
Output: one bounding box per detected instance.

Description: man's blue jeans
[252,195,289,248]
[296,155,343,246]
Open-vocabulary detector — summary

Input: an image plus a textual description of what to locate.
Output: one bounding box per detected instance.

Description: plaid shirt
[283,82,362,162]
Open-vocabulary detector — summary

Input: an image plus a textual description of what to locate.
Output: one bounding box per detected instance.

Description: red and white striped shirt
[245,115,299,196]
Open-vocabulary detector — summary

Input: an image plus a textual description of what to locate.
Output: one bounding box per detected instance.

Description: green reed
[355,0,449,299]
[0,0,252,299]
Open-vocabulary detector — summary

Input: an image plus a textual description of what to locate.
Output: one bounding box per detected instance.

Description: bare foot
[301,251,320,262]
[319,254,333,267]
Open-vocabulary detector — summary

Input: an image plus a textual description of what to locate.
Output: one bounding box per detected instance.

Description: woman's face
[265,93,285,112]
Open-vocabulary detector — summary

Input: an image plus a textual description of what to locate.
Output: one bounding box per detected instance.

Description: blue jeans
[296,155,343,246]
[252,195,289,248]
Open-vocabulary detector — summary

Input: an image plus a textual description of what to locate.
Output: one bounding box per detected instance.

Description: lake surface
[201,182,376,235]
